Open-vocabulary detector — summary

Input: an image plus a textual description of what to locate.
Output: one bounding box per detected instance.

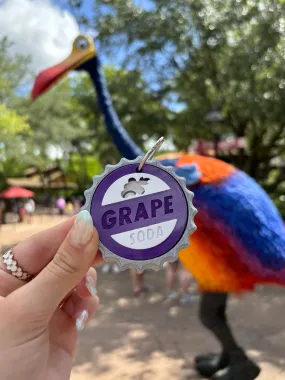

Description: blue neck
[78,55,143,160]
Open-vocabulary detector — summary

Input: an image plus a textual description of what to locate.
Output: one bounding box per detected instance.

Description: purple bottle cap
[82,156,197,272]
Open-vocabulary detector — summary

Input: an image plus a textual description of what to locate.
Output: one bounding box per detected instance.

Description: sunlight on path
[2,217,285,380]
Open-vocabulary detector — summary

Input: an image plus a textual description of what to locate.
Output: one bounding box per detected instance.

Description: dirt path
[1,217,285,379]
[0,215,69,252]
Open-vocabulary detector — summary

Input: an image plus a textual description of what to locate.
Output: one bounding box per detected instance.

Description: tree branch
[265,124,285,149]
[263,169,285,193]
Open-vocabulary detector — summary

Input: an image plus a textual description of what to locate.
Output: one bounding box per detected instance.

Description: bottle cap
[82,156,197,272]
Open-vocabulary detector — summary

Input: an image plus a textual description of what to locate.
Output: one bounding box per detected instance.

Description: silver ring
[137,136,165,172]
[2,249,32,281]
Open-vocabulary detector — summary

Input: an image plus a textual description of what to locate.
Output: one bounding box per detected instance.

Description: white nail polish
[70,210,93,247]
[85,276,97,297]
[76,310,89,331]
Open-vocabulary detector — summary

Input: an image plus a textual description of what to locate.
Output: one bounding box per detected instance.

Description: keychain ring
[137,136,165,172]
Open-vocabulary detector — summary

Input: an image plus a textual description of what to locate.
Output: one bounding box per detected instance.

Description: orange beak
[31,46,95,99]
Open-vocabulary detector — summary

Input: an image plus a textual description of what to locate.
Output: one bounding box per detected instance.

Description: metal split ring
[137,136,165,172]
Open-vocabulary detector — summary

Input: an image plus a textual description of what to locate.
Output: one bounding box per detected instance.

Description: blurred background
[1,0,285,379]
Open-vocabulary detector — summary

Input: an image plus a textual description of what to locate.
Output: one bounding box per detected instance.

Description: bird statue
[32,34,285,380]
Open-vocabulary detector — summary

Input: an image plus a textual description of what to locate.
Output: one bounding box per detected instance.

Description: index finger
[0,217,104,278]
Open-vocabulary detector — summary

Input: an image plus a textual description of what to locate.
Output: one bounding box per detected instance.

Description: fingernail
[76,310,89,331]
[85,276,97,297]
[71,210,93,246]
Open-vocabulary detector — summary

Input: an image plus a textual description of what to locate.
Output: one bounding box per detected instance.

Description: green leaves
[3,0,285,207]
[72,67,173,165]
[66,153,103,189]
[0,37,31,104]
[79,0,285,187]
[0,104,30,137]
[0,104,31,185]
[0,34,171,192]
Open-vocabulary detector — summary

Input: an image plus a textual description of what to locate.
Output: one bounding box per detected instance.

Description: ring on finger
[2,248,32,281]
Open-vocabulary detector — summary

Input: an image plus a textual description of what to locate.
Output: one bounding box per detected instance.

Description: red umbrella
[0,187,34,199]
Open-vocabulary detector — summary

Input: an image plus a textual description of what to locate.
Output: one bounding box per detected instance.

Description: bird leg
[195,292,260,379]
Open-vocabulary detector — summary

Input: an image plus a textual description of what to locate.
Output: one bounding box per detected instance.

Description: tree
[0,104,31,187]
[71,68,173,165]
[71,0,285,193]
[0,103,29,137]
[0,36,96,188]
[0,34,172,191]
[14,78,92,170]
[0,37,31,104]
[66,153,103,190]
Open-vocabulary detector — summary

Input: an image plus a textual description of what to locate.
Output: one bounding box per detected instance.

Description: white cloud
[0,0,80,73]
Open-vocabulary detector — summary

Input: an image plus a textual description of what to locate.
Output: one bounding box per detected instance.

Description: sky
[0,0,154,73]
[0,0,80,73]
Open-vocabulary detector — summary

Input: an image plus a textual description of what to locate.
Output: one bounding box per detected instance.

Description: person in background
[100,262,120,274]
[12,202,18,219]
[24,198,35,223]
[130,270,151,297]
[48,196,54,215]
[73,198,81,215]
[56,196,66,216]
[166,260,196,304]
[65,200,74,215]
[15,201,25,223]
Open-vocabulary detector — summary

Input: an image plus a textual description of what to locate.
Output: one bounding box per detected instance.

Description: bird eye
[75,37,90,50]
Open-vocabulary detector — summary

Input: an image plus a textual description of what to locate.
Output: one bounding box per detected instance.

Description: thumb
[19,210,99,317]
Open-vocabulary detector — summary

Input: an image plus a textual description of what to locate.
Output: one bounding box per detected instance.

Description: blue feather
[159,159,201,186]
[193,171,285,272]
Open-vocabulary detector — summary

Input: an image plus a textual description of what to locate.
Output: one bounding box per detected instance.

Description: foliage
[0,37,32,187]
[13,78,92,170]
[70,0,285,194]
[0,37,91,189]
[71,68,173,165]
[66,153,103,189]
[0,103,30,137]
[3,0,285,210]
[0,34,171,191]
[0,36,93,176]
[0,37,31,104]
[0,103,31,184]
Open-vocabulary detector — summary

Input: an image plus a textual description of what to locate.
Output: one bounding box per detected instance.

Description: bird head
[31,34,96,99]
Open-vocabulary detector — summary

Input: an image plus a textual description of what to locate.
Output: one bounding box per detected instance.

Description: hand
[0,210,102,380]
